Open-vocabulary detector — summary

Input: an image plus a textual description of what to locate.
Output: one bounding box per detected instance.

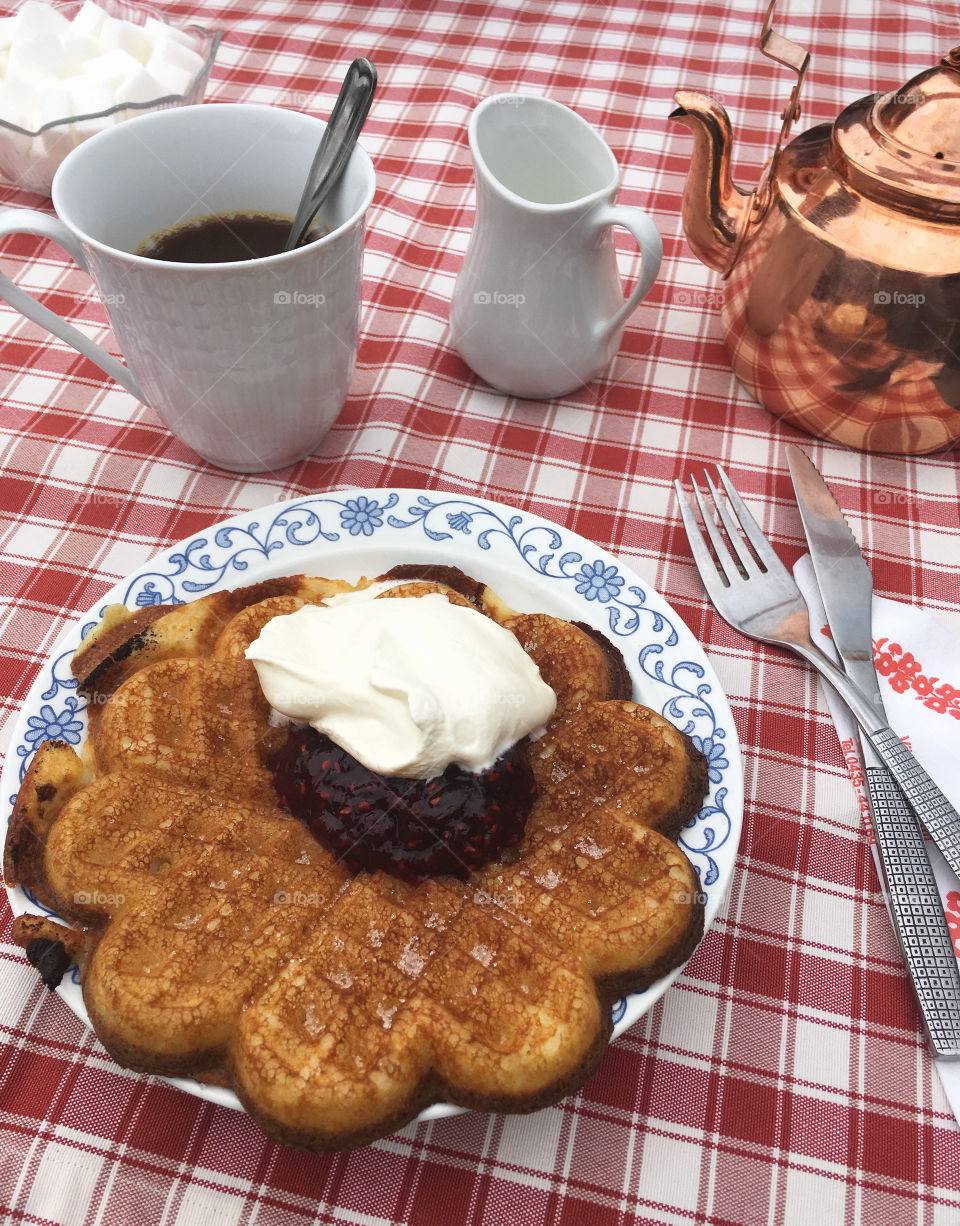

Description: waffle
[6,567,708,1151]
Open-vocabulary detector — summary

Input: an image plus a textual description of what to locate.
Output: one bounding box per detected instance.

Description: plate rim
[1,486,743,1125]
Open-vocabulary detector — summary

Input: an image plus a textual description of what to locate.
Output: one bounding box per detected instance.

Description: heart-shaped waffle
[6,568,707,1150]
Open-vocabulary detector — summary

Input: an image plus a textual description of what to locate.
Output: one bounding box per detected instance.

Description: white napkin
[795,555,960,1124]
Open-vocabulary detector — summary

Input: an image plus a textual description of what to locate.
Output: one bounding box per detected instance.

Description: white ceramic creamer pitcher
[450,94,662,400]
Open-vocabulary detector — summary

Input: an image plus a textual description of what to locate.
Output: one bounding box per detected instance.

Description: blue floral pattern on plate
[339,495,385,537]
[24,701,83,747]
[1,489,743,1121]
[574,560,625,603]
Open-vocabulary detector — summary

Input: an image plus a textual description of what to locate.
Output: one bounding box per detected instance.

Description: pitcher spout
[670,90,751,274]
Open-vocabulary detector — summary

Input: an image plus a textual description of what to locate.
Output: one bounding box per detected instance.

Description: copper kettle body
[671,4,960,455]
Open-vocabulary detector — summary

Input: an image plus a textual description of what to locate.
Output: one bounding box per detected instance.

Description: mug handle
[0,208,145,400]
[588,203,663,341]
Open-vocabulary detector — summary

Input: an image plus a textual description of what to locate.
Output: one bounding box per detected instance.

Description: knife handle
[866,726,960,884]
[863,761,960,1058]
[796,649,960,881]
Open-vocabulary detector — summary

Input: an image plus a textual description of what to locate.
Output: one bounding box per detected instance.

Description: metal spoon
[284,57,377,252]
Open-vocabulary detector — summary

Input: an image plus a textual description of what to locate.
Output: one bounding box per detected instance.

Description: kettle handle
[759,0,810,183]
[589,203,663,343]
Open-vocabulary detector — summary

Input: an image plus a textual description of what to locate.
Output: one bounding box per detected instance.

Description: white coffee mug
[0,103,375,472]
[450,93,662,400]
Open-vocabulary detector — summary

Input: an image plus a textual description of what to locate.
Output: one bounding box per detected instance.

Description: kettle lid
[834,51,960,215]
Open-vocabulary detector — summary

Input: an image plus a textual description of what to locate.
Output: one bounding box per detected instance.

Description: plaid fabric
[2,0,960,1223]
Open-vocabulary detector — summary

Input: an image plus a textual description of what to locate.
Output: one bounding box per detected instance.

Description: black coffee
[137,212,322,263]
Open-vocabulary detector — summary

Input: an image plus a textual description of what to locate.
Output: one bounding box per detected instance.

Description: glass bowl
[0,0,220,195]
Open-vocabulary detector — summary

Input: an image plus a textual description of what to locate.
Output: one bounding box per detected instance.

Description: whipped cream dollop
[245,593,557,778]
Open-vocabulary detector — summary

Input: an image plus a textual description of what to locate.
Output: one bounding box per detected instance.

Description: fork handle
[794,641,960,883]
[861,752,960,1057]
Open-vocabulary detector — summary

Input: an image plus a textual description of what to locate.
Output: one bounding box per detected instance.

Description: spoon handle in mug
[285,58,377,252]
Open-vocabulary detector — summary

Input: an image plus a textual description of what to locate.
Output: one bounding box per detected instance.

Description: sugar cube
[116,65,164,105]
[82,47,143,90]
[146,59,193,97]
[69,77,117,139]
[10,30,73,79]
[0,76,38,128]
[147,33,204,80]
[0,71,44,128]
[69,1,109,41]
[12,1,72,43]
[98,14,152,64]
[143,15,198,52]
[65,75,115,117]
[69,111,112,144]
[60,33,100,72]
[34,82,73,126]
[34,118,72,174]
[146,43,202,97]
[0,0,215,190]
[0,124,34,181]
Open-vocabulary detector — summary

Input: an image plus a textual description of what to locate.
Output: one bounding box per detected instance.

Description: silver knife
[787,444,960,1057]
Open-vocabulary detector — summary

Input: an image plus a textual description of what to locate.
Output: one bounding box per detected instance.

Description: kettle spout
[670,90,751,274]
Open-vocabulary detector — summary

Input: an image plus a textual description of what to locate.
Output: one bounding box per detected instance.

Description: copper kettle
[671,1,960,454]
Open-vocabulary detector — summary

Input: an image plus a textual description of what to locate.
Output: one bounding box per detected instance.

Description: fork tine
[703,470,760,577]
[714,466,785,574]
[686,475,744,588]
[673,479,731,596]
[677,468,813,654]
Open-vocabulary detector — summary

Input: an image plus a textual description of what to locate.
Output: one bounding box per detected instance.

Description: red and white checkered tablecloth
[2,0,960,1223]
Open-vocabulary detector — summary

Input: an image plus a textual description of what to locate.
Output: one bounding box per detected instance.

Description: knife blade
[787,443,960,1058]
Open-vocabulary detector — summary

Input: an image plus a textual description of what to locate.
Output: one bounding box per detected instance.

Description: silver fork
[674,467,960,887]
[677,466,960,1058]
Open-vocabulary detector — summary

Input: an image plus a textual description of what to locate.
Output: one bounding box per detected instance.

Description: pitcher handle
[0,208,145,401]
[589,203,662,341]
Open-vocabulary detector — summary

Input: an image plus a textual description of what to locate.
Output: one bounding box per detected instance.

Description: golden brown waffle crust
[7,567,709,1152]
[234,1012,618,1152]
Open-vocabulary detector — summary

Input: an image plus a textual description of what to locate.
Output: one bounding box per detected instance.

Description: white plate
[3,489,743,1123]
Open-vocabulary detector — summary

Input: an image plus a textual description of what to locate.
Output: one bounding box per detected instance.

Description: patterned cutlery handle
[867,726,960,886]
[863,757,960,1058]
[802,649,960,882]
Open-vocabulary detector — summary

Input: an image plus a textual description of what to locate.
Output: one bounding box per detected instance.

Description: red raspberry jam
[270,726,537,883]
